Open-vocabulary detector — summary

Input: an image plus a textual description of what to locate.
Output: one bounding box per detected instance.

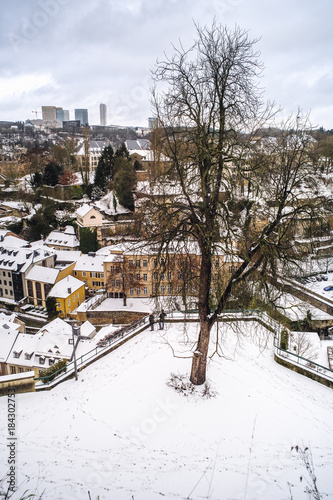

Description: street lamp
[71,324,80,381]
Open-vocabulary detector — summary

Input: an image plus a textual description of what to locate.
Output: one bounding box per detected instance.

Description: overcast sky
[0,0,332,128]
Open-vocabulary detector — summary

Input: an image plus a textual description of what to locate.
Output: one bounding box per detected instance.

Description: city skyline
[0,0,332,128]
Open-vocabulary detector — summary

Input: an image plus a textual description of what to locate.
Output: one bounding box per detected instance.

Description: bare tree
[145,22,324,385]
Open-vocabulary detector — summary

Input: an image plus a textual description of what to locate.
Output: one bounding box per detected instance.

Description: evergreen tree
[94,145,115,189]
[43,162,63,186]
[79,227,99,254]
[113,163,137,211]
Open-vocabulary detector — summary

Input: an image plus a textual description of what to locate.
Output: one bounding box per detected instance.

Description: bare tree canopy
[144,22,326,385]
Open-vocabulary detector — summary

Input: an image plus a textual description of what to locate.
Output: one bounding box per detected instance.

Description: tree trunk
[190,319,211,385]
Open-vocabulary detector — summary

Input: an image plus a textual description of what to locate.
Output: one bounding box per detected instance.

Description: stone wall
[0,372,35,396]
[274,354,333,389]
[86,309,147,325]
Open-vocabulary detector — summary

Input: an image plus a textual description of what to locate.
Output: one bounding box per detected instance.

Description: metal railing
[34,315,149,389]
[34,307,333,390]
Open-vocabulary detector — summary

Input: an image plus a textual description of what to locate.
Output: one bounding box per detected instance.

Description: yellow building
[48,275,85,318]
[73,253,105,293]
[25,262,76,308]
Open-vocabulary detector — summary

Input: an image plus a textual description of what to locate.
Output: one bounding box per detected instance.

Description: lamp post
[71,324,80,381]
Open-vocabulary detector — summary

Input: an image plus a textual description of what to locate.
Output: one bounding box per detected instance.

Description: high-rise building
[56,109,70,122]
[148,117,158,129]
[42,106,58,121]
[100,103,107,126]
[75,109,89,126]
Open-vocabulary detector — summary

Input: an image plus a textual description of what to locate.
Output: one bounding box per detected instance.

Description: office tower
[56,109,70,122]
[75,109,89,126]
[148,117,158,129]
[100,103,107,126]
[42,106,57,121]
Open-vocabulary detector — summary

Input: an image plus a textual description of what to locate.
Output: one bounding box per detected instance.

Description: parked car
[324,285,333,291]
[322,275,328,281]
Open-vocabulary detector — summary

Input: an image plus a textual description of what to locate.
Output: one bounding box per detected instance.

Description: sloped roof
[26,265,59,284]
[74,254,105,273]
[48,275,85,298]
[76,204,98,218]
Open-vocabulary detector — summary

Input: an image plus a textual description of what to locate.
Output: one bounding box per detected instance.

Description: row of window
[0,279,12,286]
[1,271,11,277]
[74,271,104,278]
[0,289,13,296]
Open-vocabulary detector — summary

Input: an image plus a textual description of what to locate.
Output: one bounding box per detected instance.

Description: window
[56,302,61,308]
[178,272,182,279]
[13,351,21,359]
[129,260,133,267]
[10,366,16,374]
[177,286,182,293]
[74,271,77,276]
[167,272,172,280]
[68,299,70,306]
[111,280,115,287]
[19,367,24,373]
[100,273,104,278]
[110,265,114,273]
[7,272,10,277]
[154,285,159,293]
[10,290,13,296]
[4,280,7,286]
[9,281,12,287]
[136,287,141,295]
[91,272,97,278]
[136,260,140,268]
[161,273,165,281]
[5,289,8,295]
[160,285,165,294]
[82,271,86,277]
[143,260,148,267]
[154,258,158,267]
[72,295,75,303]
[143,287,148,295]
[36,282,42,299]
[153,272,158,280]
[129,287,134,295]
[143,274,147,281]
[49,359,54,366]
[115,280,120,288]
[77,292,79,299]
[228,265,238,273]
[39,357,45,365]
[136,274,140,281]
[167,284,172,293]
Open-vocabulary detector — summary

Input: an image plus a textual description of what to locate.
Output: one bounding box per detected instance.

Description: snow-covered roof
[55,250,81,263]
[2,234,29,248]
[48,275,85,298]
[0,245,55,274]
[0,322,20,362]
[26,265,59,284]
[76,204,97,218]
[7,333,40,368]
[80,320,96,338]
[45,229,79,248]
[74,254,105,273]
[94,191,131,216]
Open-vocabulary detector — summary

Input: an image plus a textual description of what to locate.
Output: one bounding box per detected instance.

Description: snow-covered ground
[1,321,333,500]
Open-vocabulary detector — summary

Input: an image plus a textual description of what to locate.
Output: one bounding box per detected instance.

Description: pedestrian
[149,313,154,331]
[159,309,167,329]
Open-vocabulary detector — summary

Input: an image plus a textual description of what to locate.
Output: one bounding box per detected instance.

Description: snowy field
[1,321,333,500]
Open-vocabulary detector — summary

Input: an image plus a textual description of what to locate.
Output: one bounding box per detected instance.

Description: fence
[34,308,333,391]
[34,315,149,390]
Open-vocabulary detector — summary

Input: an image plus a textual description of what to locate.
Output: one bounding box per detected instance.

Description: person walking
[159,309,166,330]
[149,313,155,331]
